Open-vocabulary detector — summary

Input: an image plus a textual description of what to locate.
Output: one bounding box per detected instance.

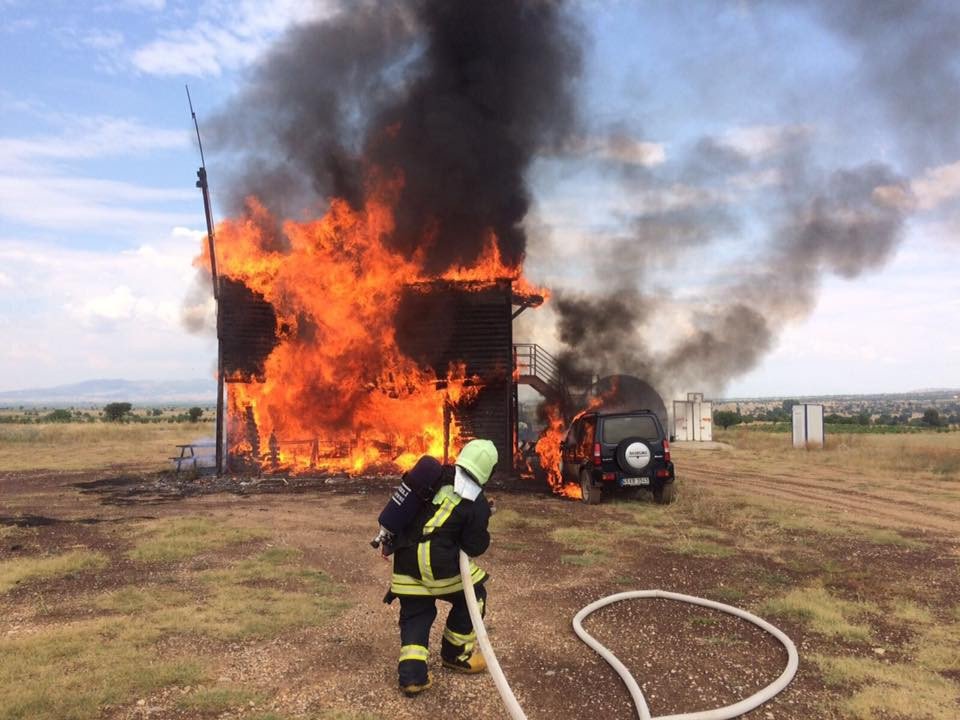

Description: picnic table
[171,443,215,473]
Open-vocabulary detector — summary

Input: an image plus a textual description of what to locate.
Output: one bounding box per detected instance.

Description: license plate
[621,477,650,487]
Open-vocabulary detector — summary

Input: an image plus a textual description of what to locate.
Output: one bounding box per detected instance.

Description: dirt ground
[2,434,959,720]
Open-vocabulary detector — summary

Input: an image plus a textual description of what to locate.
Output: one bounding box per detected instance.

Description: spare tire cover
[616,437,651,475]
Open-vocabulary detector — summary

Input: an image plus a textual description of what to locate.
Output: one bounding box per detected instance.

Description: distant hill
[0,379,216,406]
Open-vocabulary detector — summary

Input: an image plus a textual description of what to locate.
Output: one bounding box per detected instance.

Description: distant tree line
[0,403,211,424]
[715,403,958,430]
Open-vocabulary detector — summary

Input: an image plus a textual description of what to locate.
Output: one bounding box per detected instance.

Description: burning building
[190,0,581,479]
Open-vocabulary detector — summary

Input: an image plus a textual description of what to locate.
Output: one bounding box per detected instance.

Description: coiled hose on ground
[459,551,799,720]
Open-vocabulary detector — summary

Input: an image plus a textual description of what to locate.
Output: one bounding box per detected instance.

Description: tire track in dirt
[694,466,960,525]
[681,465,960,536]
[684,460,959,517]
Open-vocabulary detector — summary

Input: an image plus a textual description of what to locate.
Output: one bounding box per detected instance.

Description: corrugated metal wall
[220,278,278,382]
[396,280,514,468]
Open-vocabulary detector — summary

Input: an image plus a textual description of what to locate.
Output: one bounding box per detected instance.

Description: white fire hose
[458,551,798,720]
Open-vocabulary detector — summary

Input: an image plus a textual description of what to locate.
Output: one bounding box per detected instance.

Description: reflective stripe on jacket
[390,469,491,597]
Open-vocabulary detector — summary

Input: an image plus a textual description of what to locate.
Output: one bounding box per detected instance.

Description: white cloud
[0,228,215,389]
[561,134,667,167]
[0,116,189,168]
[0,114,198,234]
[130,0,340,77]
[720,124,812,158]
[909,160,960,210]
[0,175,195,233]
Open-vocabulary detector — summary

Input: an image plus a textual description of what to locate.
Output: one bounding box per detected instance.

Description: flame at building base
[204,172,541,476]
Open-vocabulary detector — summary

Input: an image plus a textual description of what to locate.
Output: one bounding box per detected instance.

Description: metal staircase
[513,343,566,402]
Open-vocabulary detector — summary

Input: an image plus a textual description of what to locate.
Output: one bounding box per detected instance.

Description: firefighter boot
[400,673,433,697]
[398,642,432,696]
[442,651,487,674]
[441,627,486,674]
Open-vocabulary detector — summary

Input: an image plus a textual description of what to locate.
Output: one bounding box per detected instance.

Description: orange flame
[533,383,620,500]
[202,170,520,475]
[534,403,581,499]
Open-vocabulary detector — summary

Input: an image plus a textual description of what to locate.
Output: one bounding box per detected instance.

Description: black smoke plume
[550,134,913,399]
[211,0,581,273]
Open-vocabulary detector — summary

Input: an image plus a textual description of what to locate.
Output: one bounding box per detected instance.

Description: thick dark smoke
[546,0,947,400]
[552,134,913,399]
[553,290,653,387]
[211,0,581,272]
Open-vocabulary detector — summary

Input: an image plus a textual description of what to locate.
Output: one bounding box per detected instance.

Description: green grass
[711,586,746,604]
[762,586,877,641]
[95,585,193,615]
[550,526,605,547]
[176,685,260,712]
[560,551,608,566]
[888,599,936,625]
[550,526,614,566]
[489,508,550,531]
[914,621,960,674]
[813,653,959,720]
[127,517,269,562]
[668,539,735,558]
[100,549,347,642]
[0,618,205,720]
[0,543,349,719]
[0,550,108,593]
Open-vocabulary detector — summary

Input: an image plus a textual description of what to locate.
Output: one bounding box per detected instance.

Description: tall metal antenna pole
[187,85,225,476]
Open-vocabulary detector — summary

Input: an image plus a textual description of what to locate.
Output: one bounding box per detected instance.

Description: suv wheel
[653,481,676,505]
[581,471,602,505]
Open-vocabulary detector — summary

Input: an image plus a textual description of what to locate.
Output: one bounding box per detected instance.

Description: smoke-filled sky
[0,0,957,398]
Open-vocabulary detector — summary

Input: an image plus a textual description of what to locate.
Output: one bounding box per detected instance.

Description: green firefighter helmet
[455,439,498,485]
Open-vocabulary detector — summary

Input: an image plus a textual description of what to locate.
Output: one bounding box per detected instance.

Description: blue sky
[1,1,957,398]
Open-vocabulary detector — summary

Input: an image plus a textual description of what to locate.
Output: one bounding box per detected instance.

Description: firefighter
[387,438,497,696]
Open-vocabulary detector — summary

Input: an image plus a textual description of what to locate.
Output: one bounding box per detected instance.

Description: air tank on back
[584,375,669,431]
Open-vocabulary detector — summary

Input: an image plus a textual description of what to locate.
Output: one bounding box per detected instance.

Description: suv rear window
[601,416,659,444]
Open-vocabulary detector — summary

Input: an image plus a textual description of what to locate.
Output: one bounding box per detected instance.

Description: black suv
[559,409,675,505]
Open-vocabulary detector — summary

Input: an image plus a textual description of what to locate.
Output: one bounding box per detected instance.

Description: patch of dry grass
[716,428,960,483]
[0,542,349,719]
[813,653,959,720]
[762,586,877,641]
[560,551,609,566]
[889,598,936,625]
[551,526,614,566]
[127,517,269,562]
[914,620,960,674]
[176,685,260,712]
[0,422,210,472]
[0,618,205,720]
[668,536,735,559]
[490,508,550,532]
[0,549,108,593]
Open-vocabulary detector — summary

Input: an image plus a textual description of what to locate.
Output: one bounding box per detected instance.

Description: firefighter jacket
[390,468,491,597]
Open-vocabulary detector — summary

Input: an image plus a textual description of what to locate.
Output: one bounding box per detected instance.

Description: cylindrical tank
[585,375,669,431]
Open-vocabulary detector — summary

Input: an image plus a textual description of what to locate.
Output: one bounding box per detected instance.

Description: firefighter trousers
[397,583,487,686]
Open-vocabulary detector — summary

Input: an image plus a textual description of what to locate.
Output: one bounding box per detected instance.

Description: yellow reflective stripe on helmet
[399,644,429,662]
[443,627,476,646]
